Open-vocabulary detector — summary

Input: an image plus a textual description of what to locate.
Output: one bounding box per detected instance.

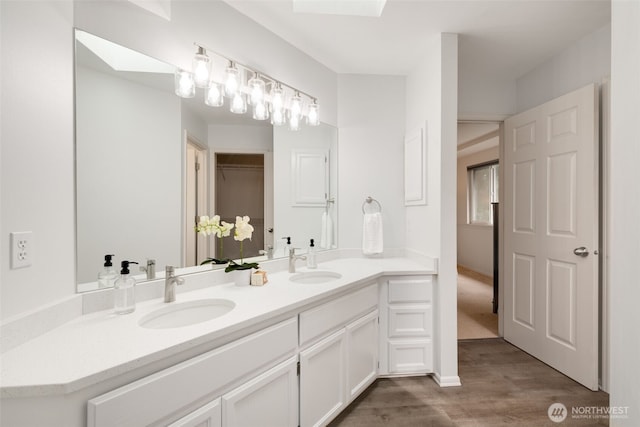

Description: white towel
[320,211,333,249]
[362,212,383,255]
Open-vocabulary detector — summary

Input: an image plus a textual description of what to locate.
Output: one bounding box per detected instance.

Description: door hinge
[297,361,300,376]
[195,161,201,172]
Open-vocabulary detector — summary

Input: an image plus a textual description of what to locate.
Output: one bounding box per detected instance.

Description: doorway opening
[456,121,501,339]
[214,153,265,261]
[185,137,209,266]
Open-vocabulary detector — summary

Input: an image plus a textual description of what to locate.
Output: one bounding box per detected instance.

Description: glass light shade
[271,108,285,126]
[289,93,303,118]
[230,92,247,114]
[289,113,301,131]
[307,102,320,126]
[248,75,265,105]
[205,82,224,107]
[192,49,211,88]
[253,101,269,120]
[224,65,239,97]
[270,85,284,112]
[174,69,195,98]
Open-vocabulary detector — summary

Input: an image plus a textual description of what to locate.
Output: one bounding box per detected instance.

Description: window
[468,161,499,225]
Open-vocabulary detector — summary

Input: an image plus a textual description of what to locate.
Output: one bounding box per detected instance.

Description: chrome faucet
[259,245,274,260]
[288,247,307,273]
[164,266,184,303]
[140,259,156,280]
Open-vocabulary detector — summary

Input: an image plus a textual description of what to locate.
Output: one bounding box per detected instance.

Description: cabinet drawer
[388,305,432,337]
[299,284,377,347]
[88,317,298,427]
[388,278,432,303]
[388,339,433,373]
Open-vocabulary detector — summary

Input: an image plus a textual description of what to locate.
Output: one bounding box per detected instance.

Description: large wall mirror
[75,30,338,292]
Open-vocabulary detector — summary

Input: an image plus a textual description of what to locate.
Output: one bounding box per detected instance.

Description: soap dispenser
[114,260,139,315]
[98,254,116,289]
[307,239,317,269]
[282,236,292,256]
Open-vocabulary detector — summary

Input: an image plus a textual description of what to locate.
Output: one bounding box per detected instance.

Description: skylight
[75,30,174,74]
[292,0,387,17]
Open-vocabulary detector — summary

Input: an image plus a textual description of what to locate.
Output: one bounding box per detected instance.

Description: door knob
[573,247,589,257]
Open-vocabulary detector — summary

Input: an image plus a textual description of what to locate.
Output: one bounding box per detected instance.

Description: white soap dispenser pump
[307,239,317,269]
[98,254,116,289]
[114,260,138,315]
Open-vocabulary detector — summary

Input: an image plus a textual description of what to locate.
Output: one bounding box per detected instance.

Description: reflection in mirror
[74,30,337,292]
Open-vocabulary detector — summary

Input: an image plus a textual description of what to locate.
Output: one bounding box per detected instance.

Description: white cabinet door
[299,329,346,427]
[346,310,378,400]
[222,356,298,427]
[168,399,221,427]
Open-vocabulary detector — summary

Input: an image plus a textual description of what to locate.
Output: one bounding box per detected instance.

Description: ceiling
[222,0,610,79]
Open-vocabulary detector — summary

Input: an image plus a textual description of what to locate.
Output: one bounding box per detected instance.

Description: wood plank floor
[330,338,609,426]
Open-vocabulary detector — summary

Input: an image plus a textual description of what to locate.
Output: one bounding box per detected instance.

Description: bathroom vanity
[0,255,437,426]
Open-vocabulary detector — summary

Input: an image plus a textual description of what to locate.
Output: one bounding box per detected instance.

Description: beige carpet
[457,266,498,339]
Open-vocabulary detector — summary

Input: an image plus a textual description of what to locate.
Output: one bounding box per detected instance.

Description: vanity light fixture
[192,46,211,88]
[174,43,320,129]
[307,99,320,126]
[230,92,247,114]
[174,68,195,98]
[248,73,266,105]
[224,62,240,97]
[205,82,224,107]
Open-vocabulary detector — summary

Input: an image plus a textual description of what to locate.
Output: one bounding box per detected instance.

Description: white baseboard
[433,373,462,387]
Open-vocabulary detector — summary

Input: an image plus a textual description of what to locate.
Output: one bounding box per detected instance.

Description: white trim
[432,373,462,387]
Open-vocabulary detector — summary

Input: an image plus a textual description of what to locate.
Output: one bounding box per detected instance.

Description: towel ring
[362,196,382,214]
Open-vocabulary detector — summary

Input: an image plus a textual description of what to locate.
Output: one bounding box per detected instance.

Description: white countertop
[0,257,435,398]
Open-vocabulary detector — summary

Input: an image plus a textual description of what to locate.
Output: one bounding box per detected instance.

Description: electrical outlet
[10,231,33,269]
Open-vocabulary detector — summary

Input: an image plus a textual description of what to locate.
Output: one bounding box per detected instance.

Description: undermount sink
[289,271,342,284]
[139,299,235,329]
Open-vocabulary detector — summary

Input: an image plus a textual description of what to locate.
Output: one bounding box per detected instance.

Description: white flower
[234,215,254,241]
[196,215,212,236]
[218,221,234,238]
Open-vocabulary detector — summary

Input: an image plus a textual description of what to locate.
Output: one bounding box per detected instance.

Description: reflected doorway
[186,137,208,266]
[215,153,265,260]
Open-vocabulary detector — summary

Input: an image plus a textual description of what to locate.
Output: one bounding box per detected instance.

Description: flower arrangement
[196,214,259,272]
[225,216,259,273]
[196,215,234,265]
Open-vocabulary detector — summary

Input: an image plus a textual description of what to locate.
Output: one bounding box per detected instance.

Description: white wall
[1,0,338,321]
[273,124,337,253]
[337,74,406,251]
[1,1,75,320]
[516,23,611,113]
[75,65,182,284]
[456,146,499,276]
[405,33,460,385]
[609,0,640,424]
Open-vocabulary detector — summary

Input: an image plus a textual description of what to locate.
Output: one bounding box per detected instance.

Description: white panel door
[504,83,599,390]
[346,310,378,400]
[299,329,346,427]
[222,356,298,427]
[168,399,221,427]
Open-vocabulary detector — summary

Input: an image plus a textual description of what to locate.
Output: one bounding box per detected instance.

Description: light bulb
[174,69,195,98]
[205,82,224,107]
[230,92,247,114]
[290,93,303,118]
[270,84,284,112]
[271,108,285,126]
[224,64,239,97]
[192,47,210,88]
[248,75,265,105]
[307,101,320,126]
[289,113,301,131]
[253,102,269,120]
